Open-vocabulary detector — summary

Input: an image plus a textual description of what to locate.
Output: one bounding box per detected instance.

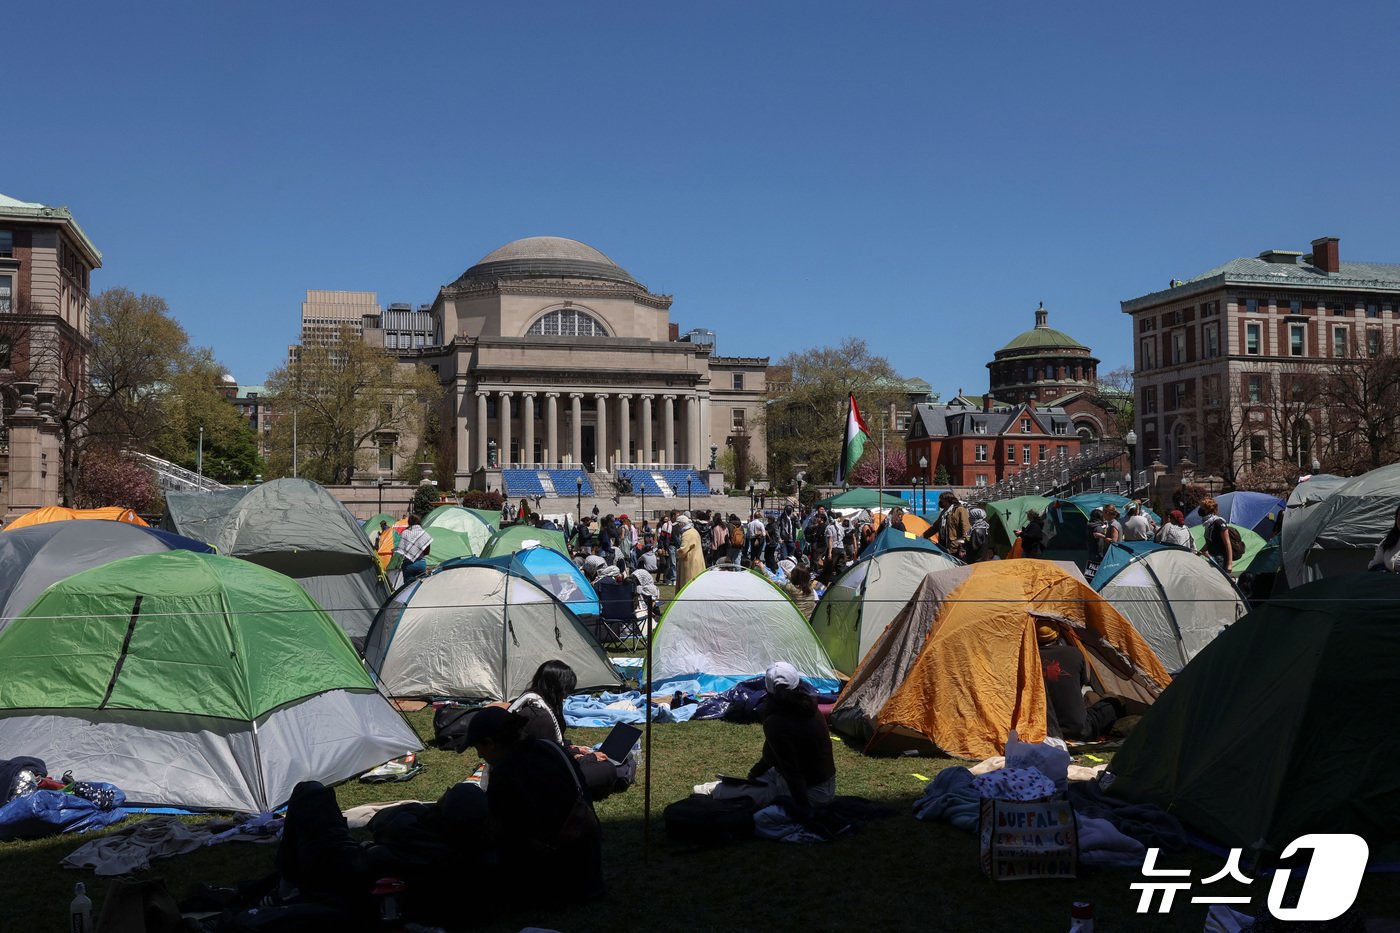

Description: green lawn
[3,712,1397,931]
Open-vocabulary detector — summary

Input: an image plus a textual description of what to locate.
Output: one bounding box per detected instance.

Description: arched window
[526,308,609,337]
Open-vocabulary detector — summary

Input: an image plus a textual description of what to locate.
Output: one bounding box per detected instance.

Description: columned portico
[545,393,559,465]
[662,395,675,465]
[475,391,489,468]
[639,395,654,464]
[570,393,583,465]
[594,393,608,471]
[618,394,632,468]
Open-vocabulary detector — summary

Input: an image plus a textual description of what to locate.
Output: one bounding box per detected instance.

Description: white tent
[364,559,620,700]
[651,568,838,692]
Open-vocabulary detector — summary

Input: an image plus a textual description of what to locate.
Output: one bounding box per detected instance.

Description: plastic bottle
[70,882,92,933]
[1069,900,1093,932]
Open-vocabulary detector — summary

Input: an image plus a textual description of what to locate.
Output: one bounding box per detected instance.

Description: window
[1203,376,1220,406]
[1022,446,1031,465]
[1368,304,1381,319]
[976,474,988,487]
[1172,331,1186,364]
[1289,299,1302,314]
[1333,326,1348,358]
[0,275,10,313]
[1249,435,1266,464]
[1245,322,1261,355]
[1329,304,1345,316]
[1006,443,1016,462]
[378,438,394,472]
[1142,386,1157,414]
[1368,328,1383,357]
[731,373,744,390]
[1201,301,1219,318]
[1247,375,1263,403]
[1290,323,1306,357]
[1246,298,1259,313]
[1290,378,1306,403]
[1057,445,1069,458]
[1038,444,1048,462]
[1140,337,1157,369]
[973,421,987,434]
[0,231,10,258]
[1054,422,1067,435]
[525,307,609,337]
[1020,418,1031,433]
[975,444,988,462]
[1138,316,1157,333]
[731,408,745,430]
[0,338,9,369]
[1172,383,1187,409]
[1203,323,1219,358]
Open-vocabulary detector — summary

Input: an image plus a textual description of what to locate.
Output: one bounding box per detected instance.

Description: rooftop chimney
[1035,301,1049,328]
[983,396,993,413]
[1310,237,1340,274]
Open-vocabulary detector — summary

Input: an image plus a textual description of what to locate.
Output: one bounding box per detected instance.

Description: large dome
[456,236,637,286]
[995,302,1089,355]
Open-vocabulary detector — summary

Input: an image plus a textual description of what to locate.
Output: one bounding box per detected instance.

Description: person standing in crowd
[1368,505,1400,572]
[1196,497,1234,573]
[782,565,818,620]
[1017,509,1046,558]
[936,493,970,560]
[1122,503,1154,541]
[825,514,844,568]
[965,504,990,563]
[775,506,796,560]
[675,513,705,589]
[1099,504,1123,551]
[658,512,677,585]
[709,515,729,567]
[1155,509,1193,548]
[394,514,433,585]
[746,511,767,563]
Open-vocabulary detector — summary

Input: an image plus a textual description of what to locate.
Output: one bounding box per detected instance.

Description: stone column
[545,393,559,465]
[639,394,654,465]
[662,395,676,466]
[456,384,472,478]
[594,393,608,471]
[521,392,536,467]
[569,393,583,465]
[498,391,514,467]
[475,391,489,470]
[37,390,61,503]
[699,391,711,468]
[4,382,46,520]
[618,394,632,468]
[685,395,698,466]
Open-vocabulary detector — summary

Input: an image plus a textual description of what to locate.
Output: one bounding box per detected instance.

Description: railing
[125,450,229,492]
[982,442,1127,501]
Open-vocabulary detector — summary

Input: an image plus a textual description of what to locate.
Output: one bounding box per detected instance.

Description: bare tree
[1323,342,1400,471]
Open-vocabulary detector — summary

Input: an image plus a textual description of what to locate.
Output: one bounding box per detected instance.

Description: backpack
[664,794,756,845]
[432,704,485,752]
[1211,520,1245,561]
[730,524,745,547]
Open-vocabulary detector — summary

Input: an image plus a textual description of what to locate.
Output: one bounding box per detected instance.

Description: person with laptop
[733,661,836,821]
[507,660,635,800]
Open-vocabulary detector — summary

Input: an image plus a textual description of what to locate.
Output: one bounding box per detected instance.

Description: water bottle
[70,882,93,933]
[1068,900,1093,932]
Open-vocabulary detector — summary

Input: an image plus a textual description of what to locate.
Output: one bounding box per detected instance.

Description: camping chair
[594,579,647,651]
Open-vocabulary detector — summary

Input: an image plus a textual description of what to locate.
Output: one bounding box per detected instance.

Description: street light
[918,455,929,514]
[197,426,204,481]
[748,480,755,514]
[686,477,693,513]
[377,478,387,515]
[1125,429,1138,491]
[576,476,583,524]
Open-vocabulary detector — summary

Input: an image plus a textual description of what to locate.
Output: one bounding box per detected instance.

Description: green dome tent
[815,489,911,510]
[1107,574,1400,855]
[481,524,570,558]
[422,506,498,555]
[810,529,961,675]
[986,495,1052,557]
[0,551,420,812]
[1187,522,1268,576]
[422,526,477,567]
[164,478,387,639]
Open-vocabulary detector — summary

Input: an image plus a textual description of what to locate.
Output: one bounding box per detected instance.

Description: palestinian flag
[835,393,871,485]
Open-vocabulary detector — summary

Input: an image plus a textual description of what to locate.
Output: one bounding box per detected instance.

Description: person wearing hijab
[674,512,705,590]
[1156,509,1193,548]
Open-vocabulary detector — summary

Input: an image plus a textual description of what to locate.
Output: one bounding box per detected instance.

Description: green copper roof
[1000,326,1088,352]
[0,192,103,264]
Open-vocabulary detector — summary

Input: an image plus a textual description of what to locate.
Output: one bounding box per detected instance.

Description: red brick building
[905,395,1082,488]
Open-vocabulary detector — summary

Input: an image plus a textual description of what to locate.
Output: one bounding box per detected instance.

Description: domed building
[419,236,768,491]
[988,302,1100,405]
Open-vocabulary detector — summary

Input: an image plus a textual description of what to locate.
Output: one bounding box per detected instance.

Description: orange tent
[374,518,408,570]
[829,560,1170,759]
[4,506,149,532]
[870,511,932,537]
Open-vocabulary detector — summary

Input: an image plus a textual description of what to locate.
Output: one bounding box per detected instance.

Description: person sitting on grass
[507,659,633,800]
[1037,622,1123,742]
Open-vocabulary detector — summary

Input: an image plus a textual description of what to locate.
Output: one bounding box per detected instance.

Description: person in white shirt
[746,513,767,562]
[1122,504,1155,542]
[394,514,433,584]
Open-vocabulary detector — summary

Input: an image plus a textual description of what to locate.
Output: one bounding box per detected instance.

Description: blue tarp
[563,690,698,727]
[0,786,127,841]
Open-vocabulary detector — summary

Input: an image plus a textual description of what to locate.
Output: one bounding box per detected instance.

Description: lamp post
[576,476,583,524]
[748,480,755,514]
[377,478,386,515]
[918,455,929,514]
[686,478,693,514]
[1124,429,1138,493]
[197,426,204,481]
[795,470,805,510]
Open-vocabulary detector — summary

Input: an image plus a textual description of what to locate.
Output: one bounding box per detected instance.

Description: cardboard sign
[979,798,1078,881]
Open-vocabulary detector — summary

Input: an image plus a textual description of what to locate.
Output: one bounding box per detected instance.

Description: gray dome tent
[1281,463,1400,587]
[164,478,387,639]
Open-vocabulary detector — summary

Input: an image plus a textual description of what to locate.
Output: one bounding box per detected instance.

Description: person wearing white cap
[674,512,705,590]
[736,661,837,819]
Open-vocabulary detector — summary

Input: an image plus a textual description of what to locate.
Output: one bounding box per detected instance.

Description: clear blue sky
[10,2,1400,396]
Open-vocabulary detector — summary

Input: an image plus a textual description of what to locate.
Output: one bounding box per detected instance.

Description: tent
[1183,491,1286,538]
[0,551,420,812]
[4,506,149,531]
[815,489,911,510]
[1186,522,1268,575]
[364,556,619,700]
[1106,574,1400,855]
[650,568,839,693]
[504,546,600,619]
[481,524,570,559]
[1281,464,1400,587]
[829,561,1171,759]
[986,495,1052,557]
[364,515,406,570]
[1285,473,1349,508]
[1090,541,1247,672]
[422,526,477,567]
[422,506,498,555]
[871,511,932,538]
[164,479,386,639]
[1042,494,1161,565]
[0,522,213,634]
[810,529,961,676]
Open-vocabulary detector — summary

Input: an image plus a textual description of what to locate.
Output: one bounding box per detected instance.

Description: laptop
[597,722,642,765]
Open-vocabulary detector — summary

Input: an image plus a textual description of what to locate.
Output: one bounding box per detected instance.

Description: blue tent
[1184,491,1286,538]
[858,526,958,561]
[1044,493,1161,556]
[439,548,600,620]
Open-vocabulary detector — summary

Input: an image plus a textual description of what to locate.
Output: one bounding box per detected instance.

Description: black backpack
[1210,520,1246,561]
[432,705,485,753]
[663,794,756,845]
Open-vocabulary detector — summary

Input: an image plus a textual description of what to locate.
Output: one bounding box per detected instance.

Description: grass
[4,710,1398,931]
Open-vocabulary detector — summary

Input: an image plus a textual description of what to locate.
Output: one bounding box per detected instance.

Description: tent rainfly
[1281,463,1400,587]
[422,506,498,556]
[4,506,149,531]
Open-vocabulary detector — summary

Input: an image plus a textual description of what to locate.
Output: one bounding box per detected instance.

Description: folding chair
[593,579,647,651]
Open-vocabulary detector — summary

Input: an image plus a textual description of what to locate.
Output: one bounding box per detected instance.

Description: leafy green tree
[264,329,442,484]
[152,353,263,484]
[411,482,438,518]
[766,338,910,486]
